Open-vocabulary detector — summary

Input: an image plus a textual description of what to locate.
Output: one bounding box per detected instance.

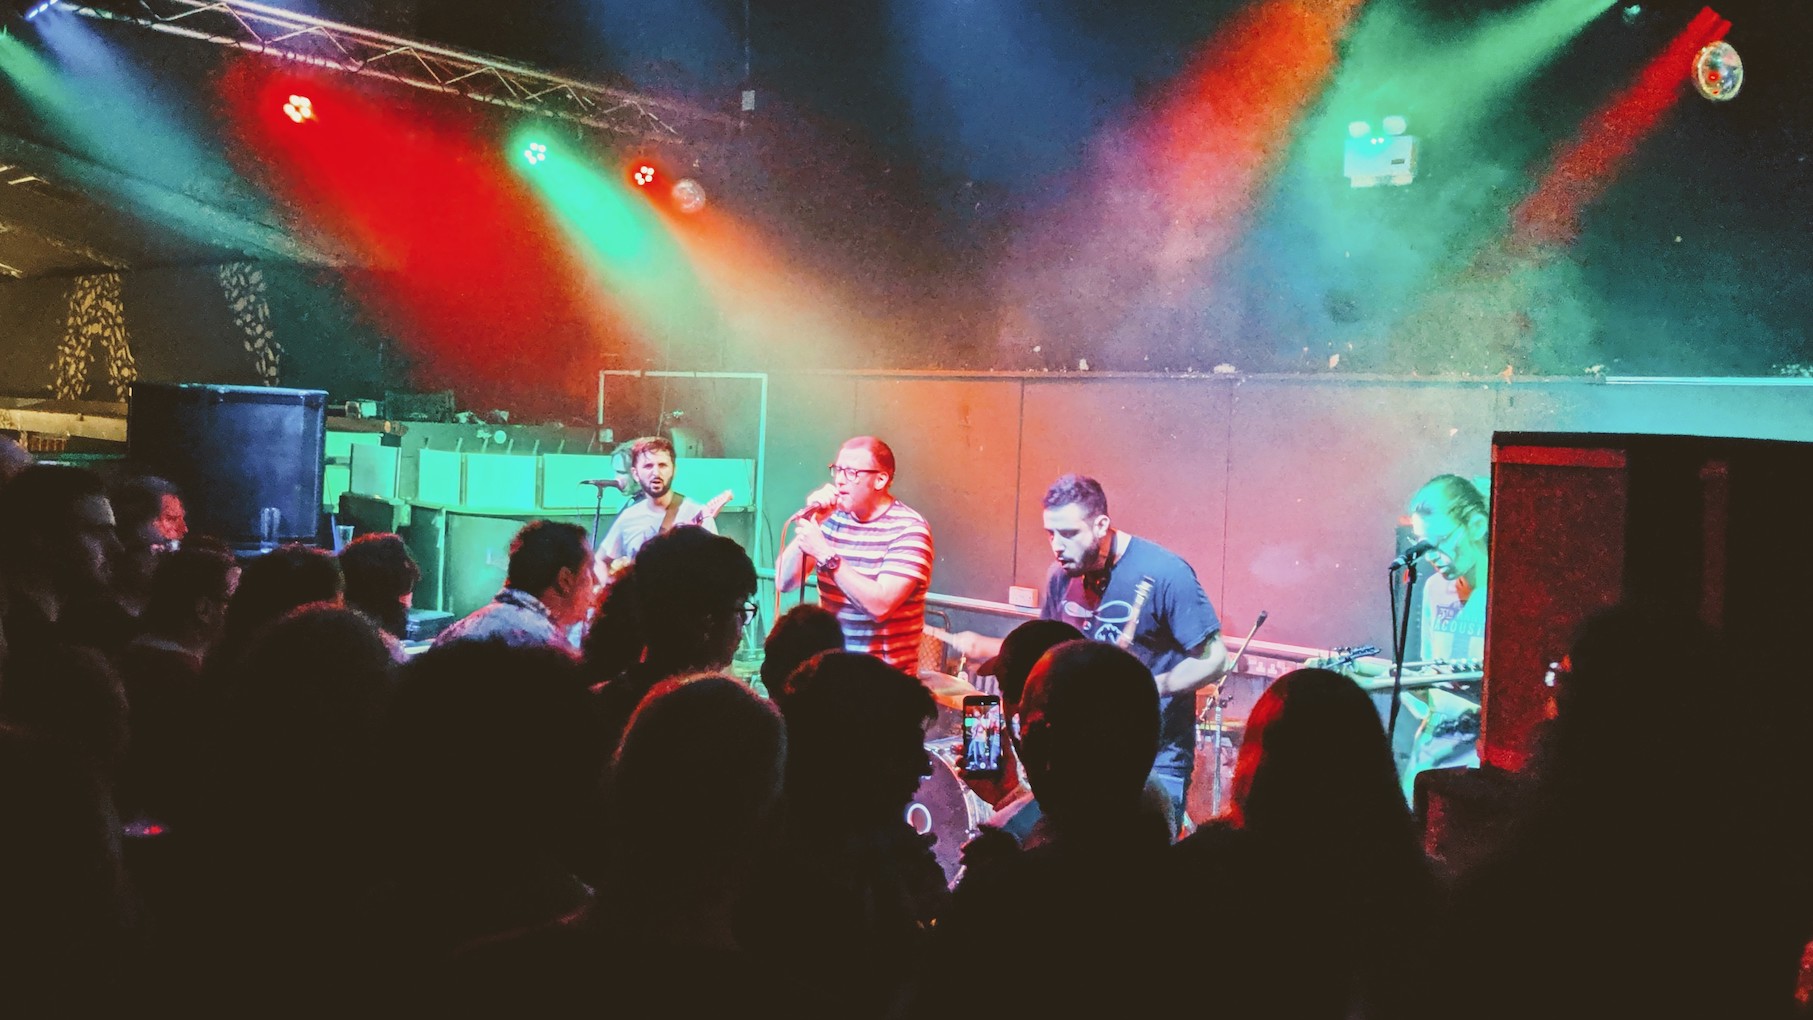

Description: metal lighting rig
[53,0,736,141]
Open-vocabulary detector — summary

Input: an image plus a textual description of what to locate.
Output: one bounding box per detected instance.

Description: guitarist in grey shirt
[595,436,719,584]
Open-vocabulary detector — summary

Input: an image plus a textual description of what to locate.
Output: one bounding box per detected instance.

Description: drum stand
[1202,610,1268,819]
[1198,682,1237,817]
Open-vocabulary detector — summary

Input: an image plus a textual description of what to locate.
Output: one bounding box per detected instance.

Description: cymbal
[917,669,981,709]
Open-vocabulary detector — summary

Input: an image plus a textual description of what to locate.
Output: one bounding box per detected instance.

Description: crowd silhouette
[0,459,1807,1017]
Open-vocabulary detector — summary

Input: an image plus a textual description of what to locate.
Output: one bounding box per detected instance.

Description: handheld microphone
[1389,540,1435,570]
[790,484,837,522]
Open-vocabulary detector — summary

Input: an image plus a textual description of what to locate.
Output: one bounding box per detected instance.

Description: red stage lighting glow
[219,63,639,416]
[1146,0,1365,274]
[281,94,315,124]
[1512,6,1732,249]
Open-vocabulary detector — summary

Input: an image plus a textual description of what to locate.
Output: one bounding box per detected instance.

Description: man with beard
[0,465,123,669]
[948,474,1226,821]
[595,436,718,584]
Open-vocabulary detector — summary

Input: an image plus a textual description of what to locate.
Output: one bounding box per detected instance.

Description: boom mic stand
[1386,558,1418,745]
[578,478,622,548]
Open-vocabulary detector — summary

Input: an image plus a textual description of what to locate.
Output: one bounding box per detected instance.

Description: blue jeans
[1148,769,1188,831]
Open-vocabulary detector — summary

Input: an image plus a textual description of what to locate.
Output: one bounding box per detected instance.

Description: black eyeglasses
[738,598,760,624]
[828,465,881,480]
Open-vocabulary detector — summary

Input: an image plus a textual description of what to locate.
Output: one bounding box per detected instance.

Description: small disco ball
[671,177,708,214]
[1693,41,1742,102]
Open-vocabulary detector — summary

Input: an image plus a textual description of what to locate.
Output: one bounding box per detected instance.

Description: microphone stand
[1203,610,1268,818]
[1386,558,1418,745]
[579,480,618,549]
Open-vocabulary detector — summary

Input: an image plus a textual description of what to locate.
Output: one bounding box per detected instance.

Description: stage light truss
[55,0,735,141]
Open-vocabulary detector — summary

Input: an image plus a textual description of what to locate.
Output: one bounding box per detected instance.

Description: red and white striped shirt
[818,500,933,674]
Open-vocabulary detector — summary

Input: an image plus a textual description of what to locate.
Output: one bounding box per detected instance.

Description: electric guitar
[604,489,736,580]
[1306,645,1483,692]
[683,488,737,528]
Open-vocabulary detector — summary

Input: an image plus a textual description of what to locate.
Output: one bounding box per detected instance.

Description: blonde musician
[1399,473,1490,797]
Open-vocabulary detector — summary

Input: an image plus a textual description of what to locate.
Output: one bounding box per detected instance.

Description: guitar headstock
[692,489,736,524]
[1304,644,1381,671]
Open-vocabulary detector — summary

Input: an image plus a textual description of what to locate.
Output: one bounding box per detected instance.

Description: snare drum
[906,739,990,885]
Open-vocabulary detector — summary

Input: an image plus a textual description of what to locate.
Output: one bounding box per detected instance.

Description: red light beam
[1511,6,1732,250]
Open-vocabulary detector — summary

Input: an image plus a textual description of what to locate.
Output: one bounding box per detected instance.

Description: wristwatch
[817,553,842,576]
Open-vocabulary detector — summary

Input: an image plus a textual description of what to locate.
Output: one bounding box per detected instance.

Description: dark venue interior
[1,0,1809,1014]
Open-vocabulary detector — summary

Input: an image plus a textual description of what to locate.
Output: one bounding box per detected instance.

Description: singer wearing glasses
[777,436,933,674]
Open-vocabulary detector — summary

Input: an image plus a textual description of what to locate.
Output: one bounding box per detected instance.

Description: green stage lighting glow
[1321,0,1617,140]
[509,132,717,351]
[0,23,256,247]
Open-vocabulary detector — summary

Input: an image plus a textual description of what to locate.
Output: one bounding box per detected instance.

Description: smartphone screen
[961,695,1004,777]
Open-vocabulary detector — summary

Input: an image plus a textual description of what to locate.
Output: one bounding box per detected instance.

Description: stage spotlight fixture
[19,0,57,20]
[523,141,548,165]
[632,162,657,187]
[671,177,707,214]
[282,94,316,124]
[1344,115,1418,188]
[1693,40,1742,101]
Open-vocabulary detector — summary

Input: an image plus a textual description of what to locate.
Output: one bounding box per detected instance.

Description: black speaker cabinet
[128,382,327,548]
[1483,432,1813,770]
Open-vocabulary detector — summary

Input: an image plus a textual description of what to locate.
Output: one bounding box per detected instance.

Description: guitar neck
[689,489,736,524]
[1116,578,1155,649]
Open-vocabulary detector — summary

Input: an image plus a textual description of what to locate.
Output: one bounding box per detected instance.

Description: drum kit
[910,615,1488,863]
[917,657,1264,842]
[912,667,993,884]
[1188,674,1266,825]
[914,616,1275,849]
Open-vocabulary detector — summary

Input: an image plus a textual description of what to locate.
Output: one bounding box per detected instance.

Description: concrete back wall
[639,372,1813,653]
